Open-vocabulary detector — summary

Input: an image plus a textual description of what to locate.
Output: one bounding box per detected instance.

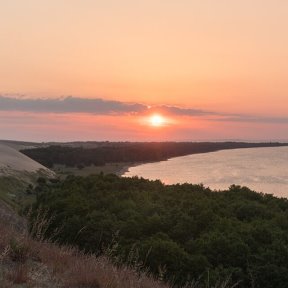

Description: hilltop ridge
[0,144,53,177]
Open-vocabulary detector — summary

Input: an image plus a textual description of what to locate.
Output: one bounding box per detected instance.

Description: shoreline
[115,162,146,176]
[53,162,144,178]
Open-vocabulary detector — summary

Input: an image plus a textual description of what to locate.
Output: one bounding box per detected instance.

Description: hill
[0,144,53,175]
[0,143,54,205]
[0,143,180,288]
[0,198,174,288]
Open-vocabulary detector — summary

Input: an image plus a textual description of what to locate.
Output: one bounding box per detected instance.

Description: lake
[123,146,288,197]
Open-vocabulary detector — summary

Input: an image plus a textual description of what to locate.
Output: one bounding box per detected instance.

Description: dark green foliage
[29,175,288,287]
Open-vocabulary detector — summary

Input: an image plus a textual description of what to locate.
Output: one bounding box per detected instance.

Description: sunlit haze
[149,115,167,127]
[1,1,288,141]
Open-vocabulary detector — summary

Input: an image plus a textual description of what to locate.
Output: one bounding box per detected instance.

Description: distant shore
[50,143,288,178]
[19,141,287,179]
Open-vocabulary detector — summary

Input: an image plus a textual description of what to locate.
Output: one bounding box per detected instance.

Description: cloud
[151,105,218,116]
[212,116,288,124]
[0,95,146,115]
[0,95,217,117]
[0,95,221,117]
[1,95,288,124]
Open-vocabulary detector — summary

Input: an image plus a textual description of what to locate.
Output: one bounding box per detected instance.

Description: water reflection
[124,147,288,197]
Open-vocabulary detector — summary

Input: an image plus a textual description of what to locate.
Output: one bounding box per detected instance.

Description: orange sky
[0,1,288,141]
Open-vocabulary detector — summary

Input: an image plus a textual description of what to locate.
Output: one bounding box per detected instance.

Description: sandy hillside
[0,143,54,178]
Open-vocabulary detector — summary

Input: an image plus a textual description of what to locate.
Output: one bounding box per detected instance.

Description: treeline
[21,142,288,168]
[29,175,288,287]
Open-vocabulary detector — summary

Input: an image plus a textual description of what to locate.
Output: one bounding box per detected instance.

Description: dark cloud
[0,95,288,124]
[0,96,146,115]
[0,95,215,117]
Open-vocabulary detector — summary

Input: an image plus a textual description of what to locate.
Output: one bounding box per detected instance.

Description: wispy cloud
[0,96,146,115]
[0,95,215,116]
[213,116,288,124]
[150,105,218,116]
[0,95,288,124]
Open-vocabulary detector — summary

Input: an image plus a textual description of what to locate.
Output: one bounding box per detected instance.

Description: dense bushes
[29,175,288,287]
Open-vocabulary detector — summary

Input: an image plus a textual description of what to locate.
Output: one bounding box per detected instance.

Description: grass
[0,204,239,288]
[0,171,51,209]
[53,162,137,178]
[0,176,26,206]
[0,204,170,288]
[0,177,242,288]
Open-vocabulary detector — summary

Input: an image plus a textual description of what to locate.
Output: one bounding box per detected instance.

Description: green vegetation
[0,171,50,207]
[0,176,27,206]
[53,162,132,178]
[28,174,288,287]
[21,142,288,168]
[0,198,173,288]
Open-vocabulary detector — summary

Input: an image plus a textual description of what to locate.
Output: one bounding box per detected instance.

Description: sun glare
[149,114,166,127]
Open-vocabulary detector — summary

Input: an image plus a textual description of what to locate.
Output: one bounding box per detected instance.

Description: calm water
[123,147,288,197]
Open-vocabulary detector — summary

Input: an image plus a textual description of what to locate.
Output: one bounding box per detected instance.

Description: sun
[149,114,166,127]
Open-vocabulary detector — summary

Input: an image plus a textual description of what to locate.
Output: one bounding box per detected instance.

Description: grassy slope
[0,176,27,206]
[0,143,172,287]
[0,200,174,288]
[0,141,239,288]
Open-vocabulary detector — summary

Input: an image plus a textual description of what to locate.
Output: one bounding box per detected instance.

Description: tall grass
[0,205,238,288]
[0,206,168,287]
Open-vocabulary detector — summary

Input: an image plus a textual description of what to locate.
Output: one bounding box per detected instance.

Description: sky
[0,0,288,141]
